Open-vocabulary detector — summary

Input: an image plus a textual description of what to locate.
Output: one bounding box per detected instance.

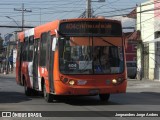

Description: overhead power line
[14,3,32,31]
[95,7,135,15]
[0,25,34,28]
[102,7,160,17]
[94,0,160,16]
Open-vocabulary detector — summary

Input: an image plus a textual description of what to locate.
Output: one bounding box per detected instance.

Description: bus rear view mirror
[52,38,57,51]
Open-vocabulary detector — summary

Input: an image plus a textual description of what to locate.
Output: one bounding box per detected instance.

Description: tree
[0,34,4,57]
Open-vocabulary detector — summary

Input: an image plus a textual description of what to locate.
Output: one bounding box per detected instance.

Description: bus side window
[46,32,52,69]
[22,39,25,61]
[39,32,47,67]
[22,37,29,61]
[28,36,34,62]
[17,41,21,61]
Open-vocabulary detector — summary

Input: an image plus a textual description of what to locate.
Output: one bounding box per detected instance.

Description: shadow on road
[52,92,160,106]
[0,92,32,103]
[110,92,160,105]
[54,96,119,106]
[0,76,15,80]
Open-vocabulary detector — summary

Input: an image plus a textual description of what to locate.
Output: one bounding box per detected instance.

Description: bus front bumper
[54,80,127,95]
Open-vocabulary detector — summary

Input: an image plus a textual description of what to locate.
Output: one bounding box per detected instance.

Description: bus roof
[59,18,121,24]
[24,28,34,37]
[18,32,24,42]
[34,20,59,39]
[18,18,122,41]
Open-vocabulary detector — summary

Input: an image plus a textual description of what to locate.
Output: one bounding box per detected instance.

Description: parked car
[127,61,137,79]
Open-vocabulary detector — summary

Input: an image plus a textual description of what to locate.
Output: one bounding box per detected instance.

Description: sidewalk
[127,79,160,88]
[0,70,16,78]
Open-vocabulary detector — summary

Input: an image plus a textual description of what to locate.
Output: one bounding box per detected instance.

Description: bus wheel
[43,84,53,103]
[99,94,110,102]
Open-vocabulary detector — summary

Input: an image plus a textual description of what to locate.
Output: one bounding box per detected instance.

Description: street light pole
[22,3,24,31]
[5,16,20,29]
[86,0,91,18]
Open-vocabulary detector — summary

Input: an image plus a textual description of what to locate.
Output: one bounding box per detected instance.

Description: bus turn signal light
[62,78,69,83]
[117,78,123,83]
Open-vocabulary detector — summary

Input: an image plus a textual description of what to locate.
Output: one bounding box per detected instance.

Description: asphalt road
[0,74,160,120]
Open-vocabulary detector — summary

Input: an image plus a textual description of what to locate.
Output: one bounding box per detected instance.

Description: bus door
[16,42,23,85]
[33,39,39,89]
[47,33,55,92]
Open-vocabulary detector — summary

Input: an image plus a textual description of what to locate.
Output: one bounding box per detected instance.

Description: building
[124,30,141,79]
[0,34,4,58]
[136,0,160,80]
[125,31,141,62]
[3,32,17,73]
[0,34,4,72]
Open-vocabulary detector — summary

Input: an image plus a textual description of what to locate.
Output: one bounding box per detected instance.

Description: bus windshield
[58,37,124,75]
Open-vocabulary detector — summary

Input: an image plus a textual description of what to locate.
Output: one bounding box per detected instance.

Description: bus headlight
[117,78,123,83]
[112,77,124,85]
[69,80,75,85]
[61,78,69,83]
[112,79,117,84]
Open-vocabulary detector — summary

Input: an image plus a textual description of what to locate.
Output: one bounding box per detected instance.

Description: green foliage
[0,36,4,55]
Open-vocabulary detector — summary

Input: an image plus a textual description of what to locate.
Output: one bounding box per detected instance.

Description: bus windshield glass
[59,37,124,75]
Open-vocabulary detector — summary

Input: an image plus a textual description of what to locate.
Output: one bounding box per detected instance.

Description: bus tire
[99,94,110,102]
[43,84,53,103]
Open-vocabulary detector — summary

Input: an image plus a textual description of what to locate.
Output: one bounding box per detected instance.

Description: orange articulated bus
[16,18,127,102]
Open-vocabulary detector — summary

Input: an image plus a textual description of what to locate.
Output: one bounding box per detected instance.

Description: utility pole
[137,4,143,80]
[85,0,105,18]
[14,3,32,31]
[86,0,91,18]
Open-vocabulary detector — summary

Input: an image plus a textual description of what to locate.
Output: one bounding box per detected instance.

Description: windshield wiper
[99,37,116,47]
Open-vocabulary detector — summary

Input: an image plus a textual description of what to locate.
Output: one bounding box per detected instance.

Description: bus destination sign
[59,21,122,36]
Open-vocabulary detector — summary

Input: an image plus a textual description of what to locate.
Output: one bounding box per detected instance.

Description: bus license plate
[89,89,99,95]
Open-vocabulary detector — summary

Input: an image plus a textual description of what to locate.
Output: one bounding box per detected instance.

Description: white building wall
[137,0,155,80]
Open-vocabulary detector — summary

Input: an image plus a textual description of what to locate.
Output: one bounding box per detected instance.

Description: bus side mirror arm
[55,29,66,38]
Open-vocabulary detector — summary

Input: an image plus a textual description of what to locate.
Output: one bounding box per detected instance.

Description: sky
[0,0,148,38]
